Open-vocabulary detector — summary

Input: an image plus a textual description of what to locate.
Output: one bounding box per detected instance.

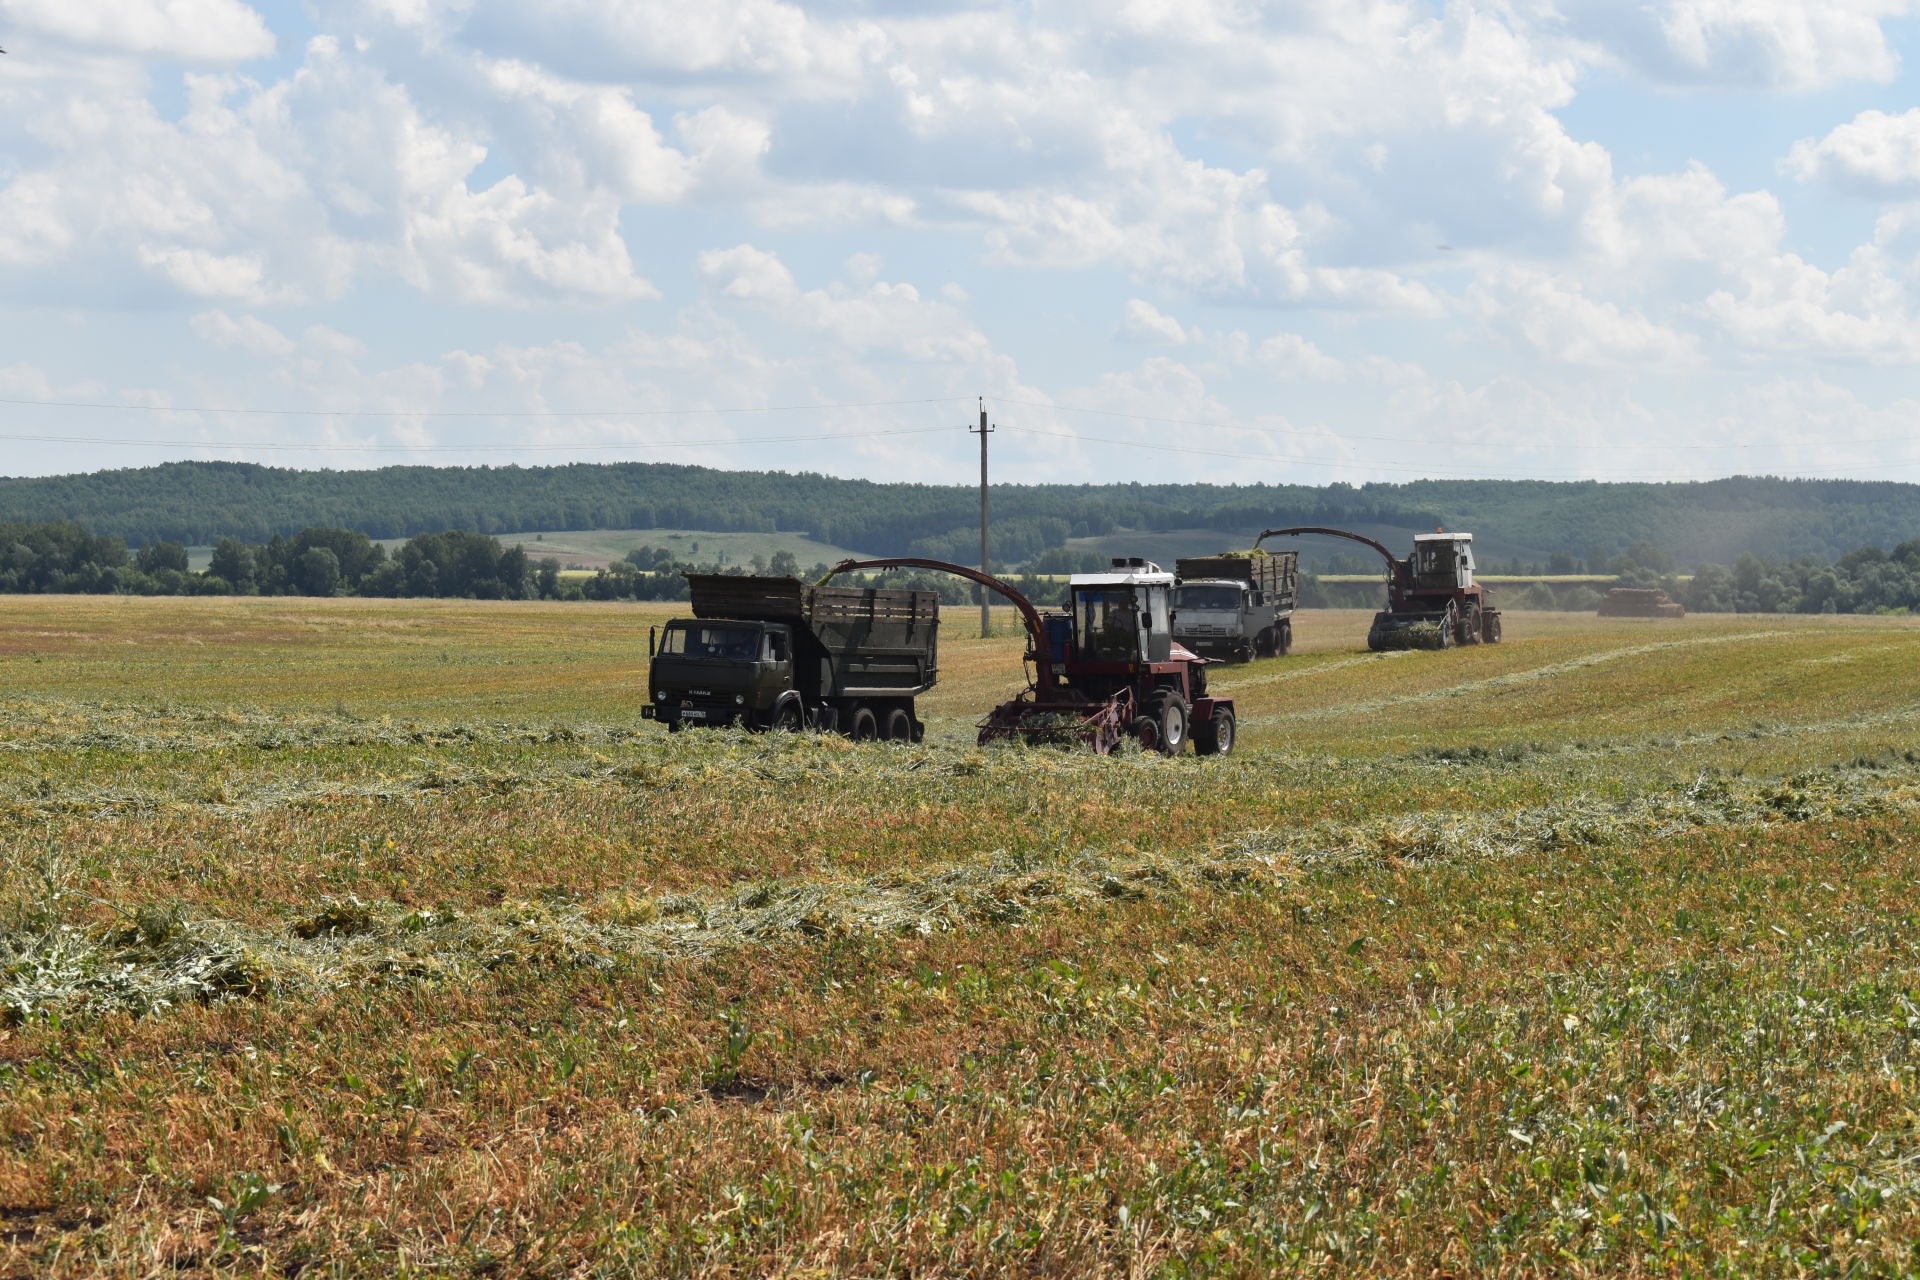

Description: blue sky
[5,0,1920,488]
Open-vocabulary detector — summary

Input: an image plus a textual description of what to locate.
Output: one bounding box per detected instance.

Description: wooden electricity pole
[970,398,994,637]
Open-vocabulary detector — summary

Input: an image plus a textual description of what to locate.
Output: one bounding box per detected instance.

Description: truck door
[759,625,793,706]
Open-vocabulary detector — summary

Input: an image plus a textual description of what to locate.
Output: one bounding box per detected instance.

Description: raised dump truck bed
[646,575,939,739]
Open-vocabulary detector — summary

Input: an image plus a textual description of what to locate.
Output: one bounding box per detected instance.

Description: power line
[0,393,973,419]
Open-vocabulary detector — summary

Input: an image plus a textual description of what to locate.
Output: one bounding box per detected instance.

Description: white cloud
[4,0,275,63]
[1787,108,1920,194]
[1531,0,1917,90]
[190,310,295,355]
[1471,268,1702,369]
[1254,333,1347,381]
[698,244,799,301]
[1116,299,1189,345]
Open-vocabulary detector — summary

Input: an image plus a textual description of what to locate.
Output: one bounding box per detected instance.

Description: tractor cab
[1067,559,1174,666]
[1410,532,1476,593]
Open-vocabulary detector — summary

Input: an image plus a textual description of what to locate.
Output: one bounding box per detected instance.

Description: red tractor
[1258,526,1503,650]
[823,556,1236,755]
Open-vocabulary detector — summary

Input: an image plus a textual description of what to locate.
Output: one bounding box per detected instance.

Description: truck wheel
[1194,706,1235,756]
[1278,620,1293,656]
[1253,630,1274,660]
[1146,692,1189,756]
[665,719,684,734]
[882,707,913,742]
[848,706,878,742]
[772,701,803,732]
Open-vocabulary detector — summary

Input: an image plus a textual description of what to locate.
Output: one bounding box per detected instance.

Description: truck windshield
[1172,584,1241,611]
[1074,589,1139,661]
[660,624,759,661]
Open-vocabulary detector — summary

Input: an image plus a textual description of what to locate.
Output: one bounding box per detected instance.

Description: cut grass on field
[3,596,1920,1276]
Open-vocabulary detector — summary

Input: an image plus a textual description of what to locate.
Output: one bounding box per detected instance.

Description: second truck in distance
[1171,550,1299,662]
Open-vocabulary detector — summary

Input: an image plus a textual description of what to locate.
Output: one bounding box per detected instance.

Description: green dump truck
[642,574,939,740]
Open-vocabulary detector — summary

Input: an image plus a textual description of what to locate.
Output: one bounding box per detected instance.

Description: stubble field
[5,595,1920,1276]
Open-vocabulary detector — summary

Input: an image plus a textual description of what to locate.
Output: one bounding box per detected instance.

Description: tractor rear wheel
[848,706,878,741]
[1145,692,1190,756]
[882,707,913,742]
[1194,706,1235,756]
[1459,603,1482,646]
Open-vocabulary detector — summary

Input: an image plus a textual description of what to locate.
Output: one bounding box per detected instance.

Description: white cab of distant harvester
[1410,532,1477,592]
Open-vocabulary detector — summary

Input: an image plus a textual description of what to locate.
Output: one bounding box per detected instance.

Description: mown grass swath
[3,596,1920,1275]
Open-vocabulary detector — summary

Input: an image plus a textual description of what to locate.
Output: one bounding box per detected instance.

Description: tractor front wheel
[1194,706,1235,756]
[1145,692,1190,756]
[1484,612,1503,643]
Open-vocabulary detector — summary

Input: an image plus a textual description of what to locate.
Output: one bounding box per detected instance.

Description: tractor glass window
[1074,589,1140,662]
[1173,585,1240,611]
[1414,545,1453,584]
[660,624,758,661]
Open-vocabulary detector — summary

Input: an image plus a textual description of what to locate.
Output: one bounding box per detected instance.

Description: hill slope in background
[3,460,1918,567]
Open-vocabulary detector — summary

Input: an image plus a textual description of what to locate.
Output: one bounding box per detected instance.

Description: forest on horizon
[4,459,1920,570]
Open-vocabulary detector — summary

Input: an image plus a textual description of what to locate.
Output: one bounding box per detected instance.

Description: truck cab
[1171,579,1259,661]
[646,618,795,729]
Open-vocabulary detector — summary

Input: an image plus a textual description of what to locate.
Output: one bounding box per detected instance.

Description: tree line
[7,516,1920,614]
[12,461,1920,568]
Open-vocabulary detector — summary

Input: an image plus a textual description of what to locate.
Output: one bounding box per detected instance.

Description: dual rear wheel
[846,703,915,743]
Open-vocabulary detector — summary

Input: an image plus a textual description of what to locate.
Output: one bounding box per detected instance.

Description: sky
[5,0,1920,489]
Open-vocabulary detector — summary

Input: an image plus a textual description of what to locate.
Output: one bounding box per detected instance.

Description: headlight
[734,694,745,705]
[654,691,666,702]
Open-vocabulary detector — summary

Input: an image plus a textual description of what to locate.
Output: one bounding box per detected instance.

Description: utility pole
[970,397,994,637]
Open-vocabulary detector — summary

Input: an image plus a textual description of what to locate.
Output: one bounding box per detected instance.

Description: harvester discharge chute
[821,557,1235,756]
[1254,527,1503,651]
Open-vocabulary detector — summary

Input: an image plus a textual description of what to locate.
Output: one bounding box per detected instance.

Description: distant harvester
[1597,587,1686,618]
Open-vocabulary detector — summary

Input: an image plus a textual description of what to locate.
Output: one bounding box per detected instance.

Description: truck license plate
[682,709,707,719]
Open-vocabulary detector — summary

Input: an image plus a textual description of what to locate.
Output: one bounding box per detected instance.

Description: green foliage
[12,461,1920,568]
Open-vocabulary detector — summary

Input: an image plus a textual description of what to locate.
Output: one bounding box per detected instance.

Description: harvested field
[4,597,1920,1276]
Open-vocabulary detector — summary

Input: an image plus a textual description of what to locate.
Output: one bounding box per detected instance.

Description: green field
[498,528,875,570]
[5,599,1920,1275]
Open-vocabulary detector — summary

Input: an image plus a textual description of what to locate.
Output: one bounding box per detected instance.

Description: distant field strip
[7,755,1916,1024]
[1267,629,1801,720]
